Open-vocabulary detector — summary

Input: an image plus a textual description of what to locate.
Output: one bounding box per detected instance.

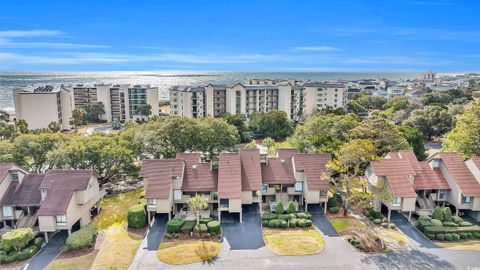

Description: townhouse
[0,164,106,242]
[169,80,348,121]
[13,84,160,130]
[365,151,480,221]
[141,148,331,223]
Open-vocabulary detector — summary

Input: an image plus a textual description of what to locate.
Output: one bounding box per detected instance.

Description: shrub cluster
[0,231,43,264]
[1,228,35,252]
[194,224,208,234]
[166,219,184,234]
[365,208,382,219]
[127,204,147,228]
[200,217,213,224]
[65,225,97,251]
[180,221,196,234]
[207,221,221,235]
[418,208,480,241]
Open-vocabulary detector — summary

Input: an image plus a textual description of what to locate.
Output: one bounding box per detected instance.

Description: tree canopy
[404,105,453,140]
[249,110,294,140]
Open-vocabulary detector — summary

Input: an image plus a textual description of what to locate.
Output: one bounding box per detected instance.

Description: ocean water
[0,71,420,109]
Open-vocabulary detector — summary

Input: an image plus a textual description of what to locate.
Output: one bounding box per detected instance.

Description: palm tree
[187,195,209,225]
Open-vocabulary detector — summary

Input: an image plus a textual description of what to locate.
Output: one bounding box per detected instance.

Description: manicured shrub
[0,250,5,256]
[381,223,388,228]
[305,220,313,227]
[200,217,213,224]
[442,221,459,227]
[432,207,444,221]
[418,218,434,232]
[368,208,382,219]
[436,233,445,241]
[127,204,147,228]
[268,219,281,228]
[426,233,436,240]
[459,221,473,227]
[473,232,480,238]
[262,212,277,221]
[278,214,292,220]
[1,228,35,252]
[180,221,196,234]
[442,207,453,222]
[389,223,396,229]
[287,201,296,214]
[207,221,221,235]
[444,233,453,241]
[0,253,16,264]
[298,219,306,228]
[328,206,339,214]
[289,214,297,220]
[459,232,468,239]
[467,232,473,239]
[452,216,463,224]
[296,212,309,219]
[452,233,460,241]
[16,245,38,261]
[373,219,382,225]
[262,220,269,226]
[431,219,443,226]
[194,224,208,234]
[424,225,480,234]
[66,226,97,251]
[418,215,432,221]
[166,219,184,234]
[280,220,288,228]
[289,218,298,227]
[275,202,284,215]
[33,237,44,248]
[327,193,342,208]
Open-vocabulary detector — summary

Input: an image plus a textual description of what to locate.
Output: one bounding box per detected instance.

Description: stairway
[16,212,38,228]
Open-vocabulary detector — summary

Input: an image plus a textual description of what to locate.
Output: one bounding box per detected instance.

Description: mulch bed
[56,245,96,259]
[163,229,223,243]
[326,207,348,219]
[123,222,148,237]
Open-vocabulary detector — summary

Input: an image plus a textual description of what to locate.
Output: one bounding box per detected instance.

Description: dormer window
[172,175,180,180]
[11,171,19,181]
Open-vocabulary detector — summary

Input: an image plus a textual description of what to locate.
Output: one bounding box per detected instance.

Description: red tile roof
[140,159,184,199]
[438,152,480,196]
[176,153,217,192]
[293,154,331,190]
[370,156,417,197]
[38,170,94,216]
[398,150,422,171]
[413,162,450,190]
[240,149,262,191]
[218,153,242,199]
[3,174,44,206]
[262,149,299,185]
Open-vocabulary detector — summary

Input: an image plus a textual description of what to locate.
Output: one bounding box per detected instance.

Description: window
[2,206,13,218]
[319,190,327,198]
[220,198,229,208]
[252,190,259,197]
[56,215,67,225]
[262,184,268,193]
[147,198,156,207]
[462,196,472,204]
[211,192,218,201]
[171,190,181,201]
[11,171,18,181]
[393,197,402,206]
[295,181,303,192]
[439,189,448,200]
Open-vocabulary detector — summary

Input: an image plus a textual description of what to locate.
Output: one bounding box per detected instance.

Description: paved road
[23,231,67,270]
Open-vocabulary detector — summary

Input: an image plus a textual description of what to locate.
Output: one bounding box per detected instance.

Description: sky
[0,0,479,72]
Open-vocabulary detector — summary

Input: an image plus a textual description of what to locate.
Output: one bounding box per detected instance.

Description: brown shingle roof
[240,149,262,191]
[37,170,94,216]
[413,162,450,190]
[140,159,184,199]
[398,150,422,171]
[218,153,242,199]
[4,174,44,206]
[438,152,480,196]
[176,153,217,192]
[262,149,299,185]
[293,154,331,190]
[0,163,15,185]
[371,157,417,197]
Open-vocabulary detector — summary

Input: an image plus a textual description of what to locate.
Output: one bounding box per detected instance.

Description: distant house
[0,164,106,242]
[387,87,405,96]
[407,89,425,99]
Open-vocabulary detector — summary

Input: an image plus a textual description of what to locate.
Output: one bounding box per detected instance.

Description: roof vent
[280,159,286,164]
[192,164,197,169]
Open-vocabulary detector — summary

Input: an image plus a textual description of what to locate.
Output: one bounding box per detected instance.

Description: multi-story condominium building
[140,148,331,223]
[170,80,347,121]
[13,85,73,130]
[365,151,480,222]
[14,84,159,130]
[0,164,106,242]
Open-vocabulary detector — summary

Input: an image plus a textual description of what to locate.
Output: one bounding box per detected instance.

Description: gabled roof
[262,149,299,185]
[38,170,94,216]
[413,162,450,190]
[370,153,417,197]
[293,153,331,190]
[176,153,217,192]
[470,156,480,169]
[3,174,44,206]
[140,159,184,199]
[0,163,16,185]
[437,152,480,196]
[239,149,262,191]
[218,153,242,199]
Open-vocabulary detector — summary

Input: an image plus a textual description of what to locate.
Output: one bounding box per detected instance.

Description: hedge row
[167,219,184,234]
[262,218,312,228]
[424,225,480,234]
[427,232,480,241]
[261,211,312,222]
[0,245,38,264]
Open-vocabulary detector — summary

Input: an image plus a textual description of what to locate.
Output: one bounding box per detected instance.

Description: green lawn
[262,228,325,256]
[157,241,221,265]
[331,218,365,234]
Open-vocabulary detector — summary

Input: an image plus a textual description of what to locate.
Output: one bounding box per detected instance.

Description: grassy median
[157,241,221,265]
[262,228,325,256]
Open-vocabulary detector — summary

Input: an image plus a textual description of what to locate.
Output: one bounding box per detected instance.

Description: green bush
[467,232,473,238]
[442,221,459,227]
[424,225,480,234]
[180,221,196,234]
[298,219,306,228]
[1,228,34,251]
[0,253,16,264]
[328,206,339,214]
[262,220,269,226]
[34,237,44,248]
[262,212,278,221]
[432,207,444,221]
[431,219,443,226]
[368,208,382,219]
[127,204,147,229]
[452,233,460,241]
[418,218,434,232]
[280,220,288,228]
[327,193,342,208]
[305,220,313,227]
[418,215,432,221]
[381,223,388,228]
[459,221,473,227]
[452,216,463,224]
[275,202,284,215]
[296,212,309,219]
[373,219,382,225]
[442,207,453,222]
[207,221,221,235]
[389,223,396,229]
[200,217,213,224]
[459,232,468,239]
[287,201,296,214]
[444,233,453,241]
[426,233,436,240]
[0,250,5,256]
[289,218,298,227]
[278,214,293,220]
[194,224,208,234]
[473,232,480,238]
[166,219,184,234]
[66,226,97,251]
[16,245,38,261]
[436,233,445,241]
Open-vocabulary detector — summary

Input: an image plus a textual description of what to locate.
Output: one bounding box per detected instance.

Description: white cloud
[0,29,62,38]
[293,46,341,52]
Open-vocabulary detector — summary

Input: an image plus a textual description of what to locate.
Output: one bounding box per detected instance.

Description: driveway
[128,214,168,270]
[309,204,339,237]
[23,231,67,270]
[389,211,437,249]
[221,204,264,250]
